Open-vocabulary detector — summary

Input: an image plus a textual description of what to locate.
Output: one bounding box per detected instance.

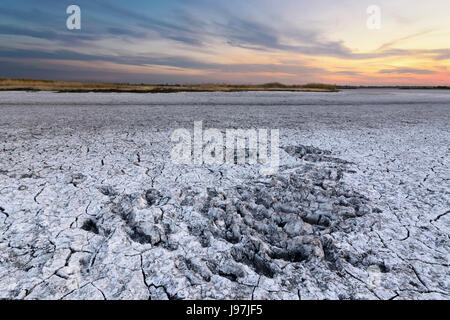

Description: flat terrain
[0,90,448,300]
[0,79,337,93]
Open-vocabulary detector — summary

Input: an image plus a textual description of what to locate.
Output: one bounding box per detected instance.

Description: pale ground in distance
[0,89,448,300]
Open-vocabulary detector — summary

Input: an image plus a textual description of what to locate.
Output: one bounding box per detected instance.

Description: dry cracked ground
[0,90,449,300]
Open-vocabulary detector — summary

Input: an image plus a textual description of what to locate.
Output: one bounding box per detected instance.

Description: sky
[1,0,450,85]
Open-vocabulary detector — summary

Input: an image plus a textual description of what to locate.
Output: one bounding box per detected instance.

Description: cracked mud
[0,90,449,300]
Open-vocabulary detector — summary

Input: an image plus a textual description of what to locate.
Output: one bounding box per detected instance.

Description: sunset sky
[1,0,450,85]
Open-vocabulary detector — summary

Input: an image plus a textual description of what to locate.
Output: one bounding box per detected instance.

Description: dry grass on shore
[0,78,338,93]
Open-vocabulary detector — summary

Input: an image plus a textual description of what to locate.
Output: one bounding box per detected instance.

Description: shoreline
[0,88,339,93]
[0,79,339,93]
[1,79,448,94]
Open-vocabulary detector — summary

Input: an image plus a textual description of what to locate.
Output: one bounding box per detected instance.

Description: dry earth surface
[0,89,448,300]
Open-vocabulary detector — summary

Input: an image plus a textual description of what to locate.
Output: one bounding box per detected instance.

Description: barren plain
[0,89,448,300]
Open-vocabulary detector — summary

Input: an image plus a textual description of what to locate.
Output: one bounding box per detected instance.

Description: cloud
[334,71,361,75]
[97,1,207,46]
[107,27,147,38]
[0,2,446,61]
[376,30,434,51]
[430,49,450,60]
[0,24,103,46]
[0,47,327,77]
[29,1,358,58]
[378,68,437,74]
[0,0,449,84]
